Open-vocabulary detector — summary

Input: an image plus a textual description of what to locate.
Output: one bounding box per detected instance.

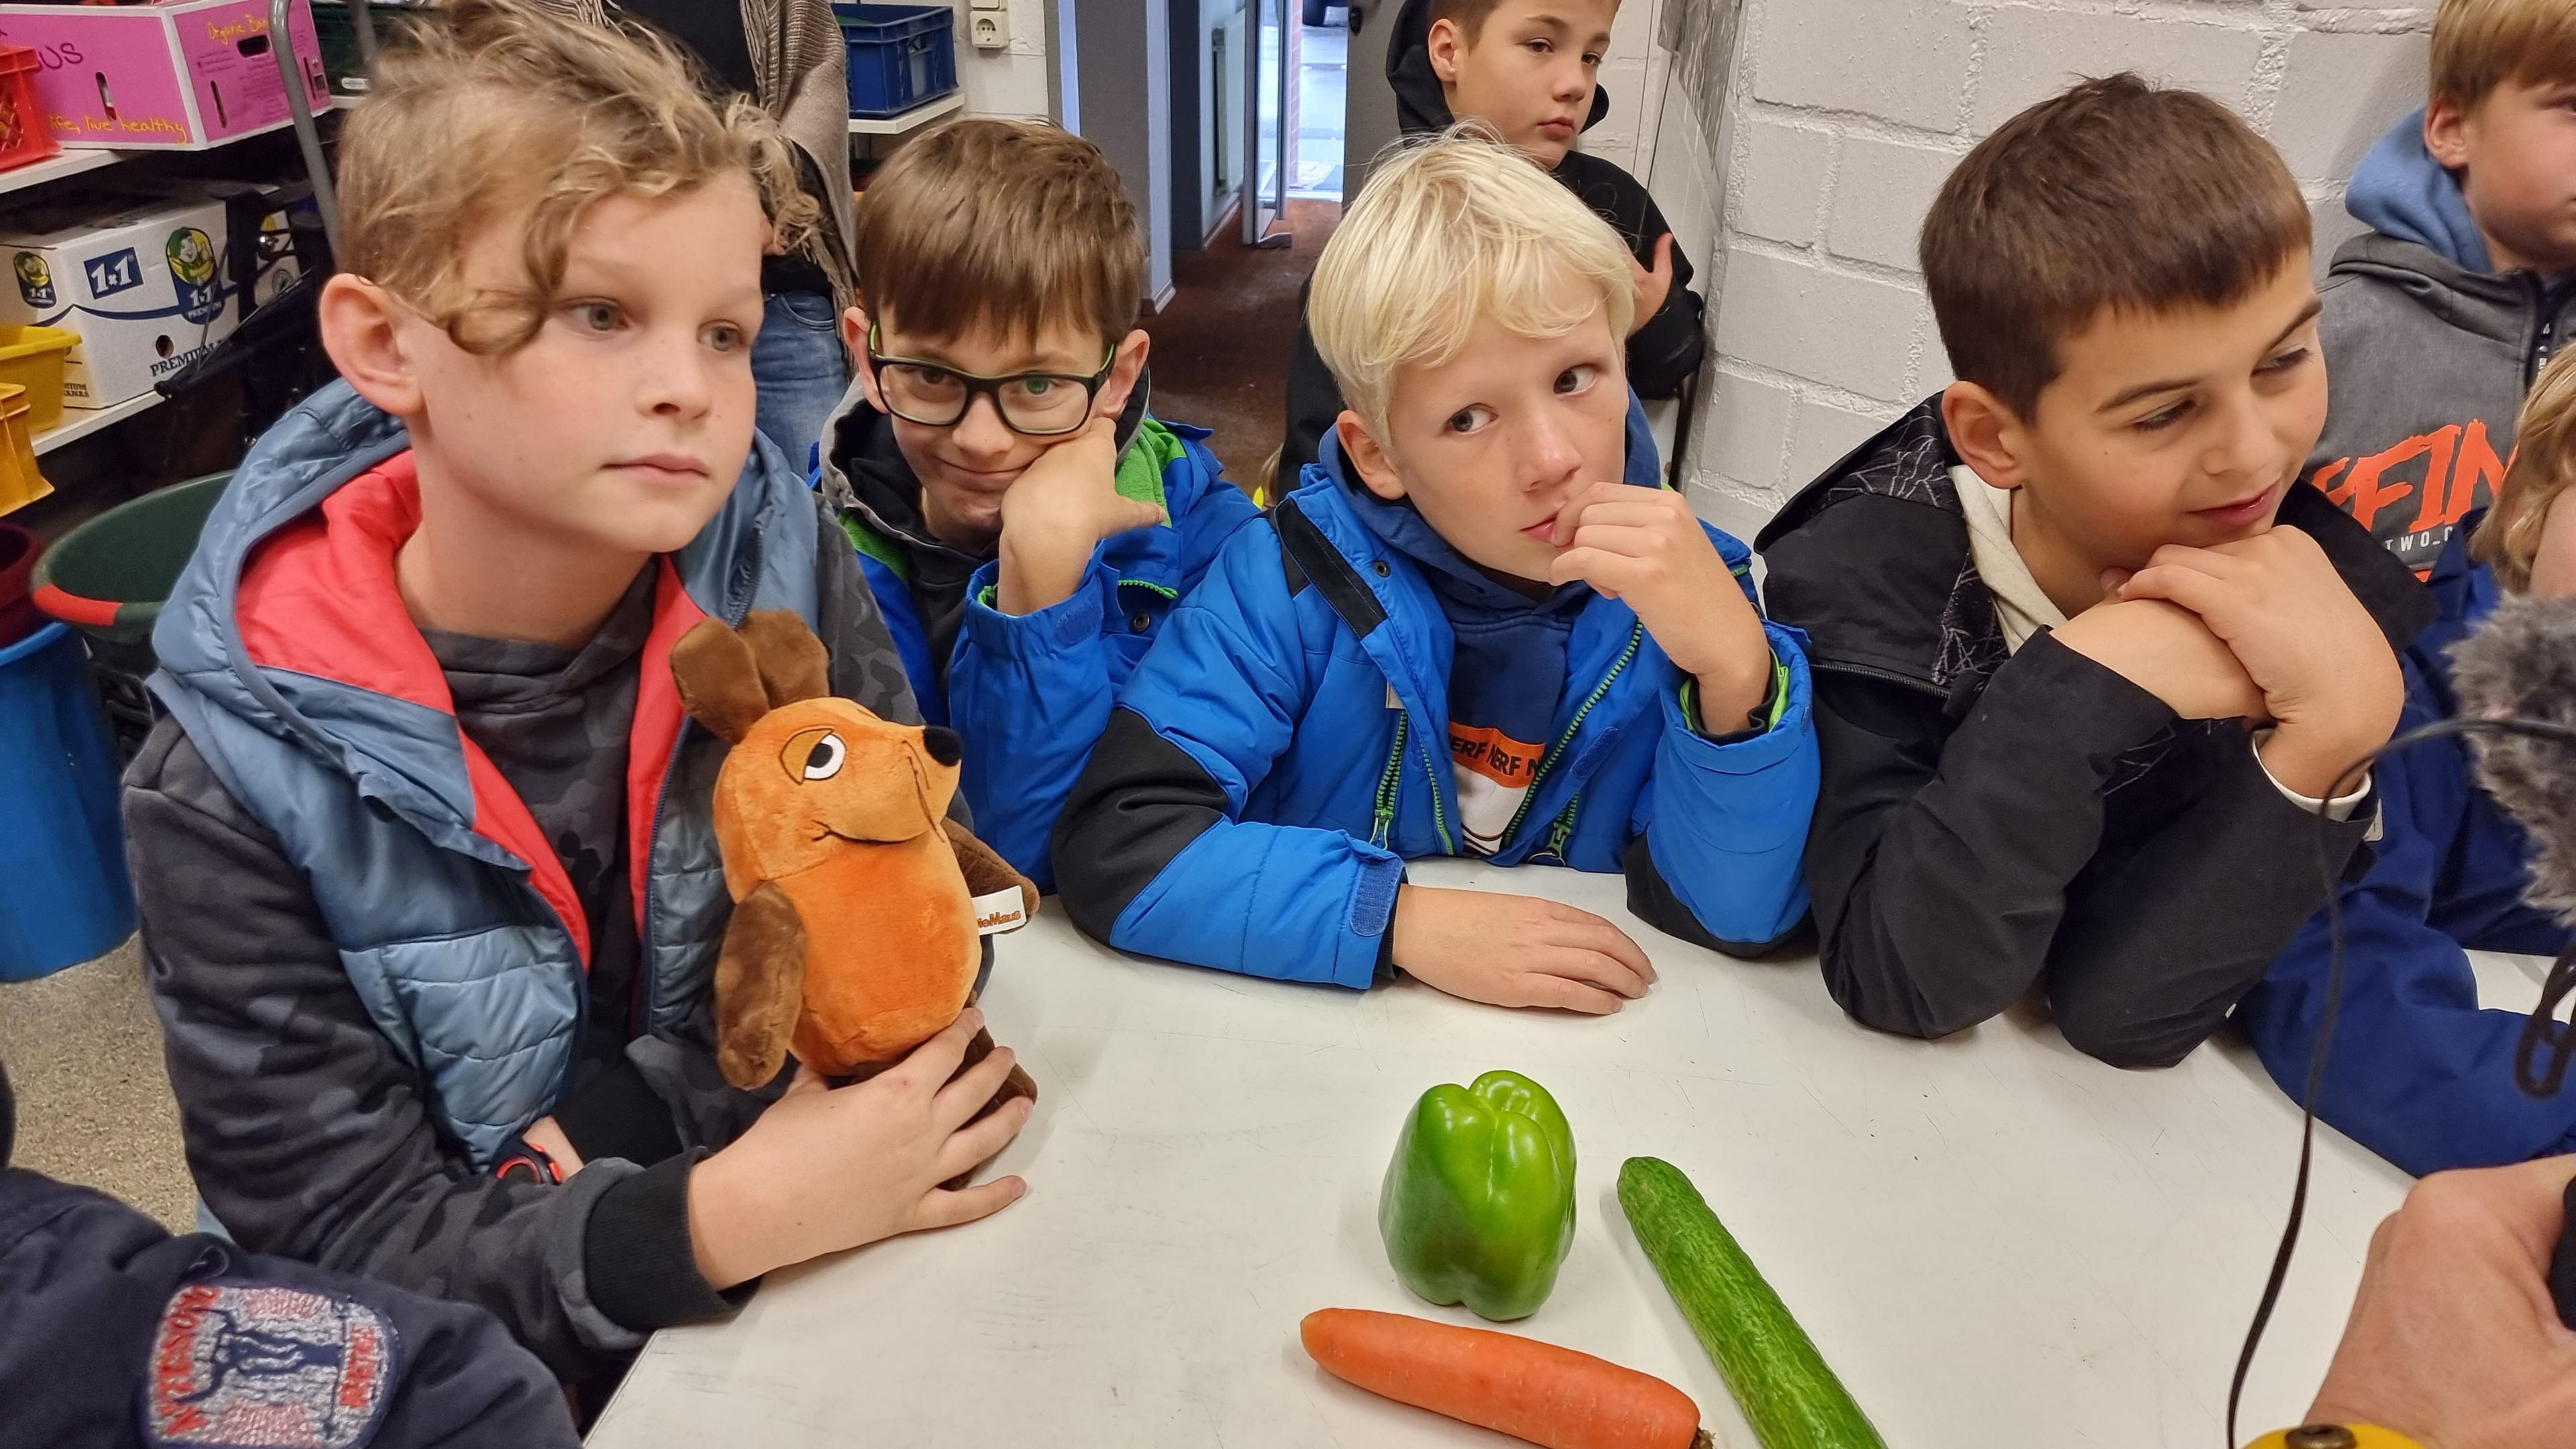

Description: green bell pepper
[1377,1069,1576,1322]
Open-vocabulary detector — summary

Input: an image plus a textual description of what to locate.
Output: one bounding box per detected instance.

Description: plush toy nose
[922,726,963,767]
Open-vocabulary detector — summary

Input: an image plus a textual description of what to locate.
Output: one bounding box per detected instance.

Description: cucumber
[1617,1157,1886,1449]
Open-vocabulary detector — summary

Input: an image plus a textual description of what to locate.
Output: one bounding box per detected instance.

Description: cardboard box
[0,190,301,407]
[0,0,329,149]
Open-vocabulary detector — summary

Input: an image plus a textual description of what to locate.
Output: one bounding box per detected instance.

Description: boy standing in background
[1277,0,1705,478]
[2308,0,2576,574]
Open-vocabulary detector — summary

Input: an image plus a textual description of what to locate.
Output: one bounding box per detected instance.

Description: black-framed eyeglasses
[863,322,1117,437]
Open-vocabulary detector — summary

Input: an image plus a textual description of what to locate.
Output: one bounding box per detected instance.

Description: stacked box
[0,188,302,407]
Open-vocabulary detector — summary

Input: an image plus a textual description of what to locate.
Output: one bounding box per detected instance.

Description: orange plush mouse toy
[670,610,1037,1134]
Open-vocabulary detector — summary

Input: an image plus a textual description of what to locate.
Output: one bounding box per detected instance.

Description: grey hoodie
[2308,110,2576,575]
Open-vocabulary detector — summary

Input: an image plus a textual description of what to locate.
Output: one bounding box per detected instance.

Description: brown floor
[1,936,194,1229]
[1140,198,1342,496]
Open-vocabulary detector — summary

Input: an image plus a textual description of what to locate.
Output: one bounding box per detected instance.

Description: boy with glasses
[820,119,1259,888]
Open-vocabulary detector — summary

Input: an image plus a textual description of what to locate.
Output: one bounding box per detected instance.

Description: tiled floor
[0,935,195,1228]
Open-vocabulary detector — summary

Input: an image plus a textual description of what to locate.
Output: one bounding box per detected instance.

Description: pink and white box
[0,0,329,150]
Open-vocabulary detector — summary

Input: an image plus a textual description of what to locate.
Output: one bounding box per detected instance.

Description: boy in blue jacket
[2239,349,2576,1175]
[1053,133,1817,1010]
[818,119,1260,890]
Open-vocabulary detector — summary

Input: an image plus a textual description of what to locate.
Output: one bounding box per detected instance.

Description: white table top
[589,858,2442,1449]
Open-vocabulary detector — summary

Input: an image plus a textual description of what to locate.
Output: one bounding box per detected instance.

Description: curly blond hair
[335,0,817,354]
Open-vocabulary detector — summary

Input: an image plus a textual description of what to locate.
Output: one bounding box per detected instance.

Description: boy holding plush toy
[121,0,1032,1402]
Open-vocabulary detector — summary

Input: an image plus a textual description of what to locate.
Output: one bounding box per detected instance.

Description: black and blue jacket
[1052,398,1818,985]
[818,376,1261,891]
[2237,521,2576,1173]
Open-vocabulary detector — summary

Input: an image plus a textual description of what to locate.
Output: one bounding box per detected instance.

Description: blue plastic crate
[838,3,958,119]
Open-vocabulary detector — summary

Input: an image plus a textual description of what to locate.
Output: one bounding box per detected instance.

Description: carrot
[1300,1307,1712,1449]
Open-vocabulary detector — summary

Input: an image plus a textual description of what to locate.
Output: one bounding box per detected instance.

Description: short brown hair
[2432,0,2576,110]
[1429,0,1617,41]
[336,0,813,354]
[2472,347,2576,592]
[1920,74,2308,420]
[853,119,1144,347]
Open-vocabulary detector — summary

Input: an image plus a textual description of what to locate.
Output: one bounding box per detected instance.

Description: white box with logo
[0,193,257,408]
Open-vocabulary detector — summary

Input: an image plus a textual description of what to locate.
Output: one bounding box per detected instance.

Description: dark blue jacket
[1051,399,1818,984]
[2237,519,2576,1174]
[0,1065,578,1449]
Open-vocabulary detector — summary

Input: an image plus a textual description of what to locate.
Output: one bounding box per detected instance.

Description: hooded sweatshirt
[1275,0,1708,478]
[0,1065,584,1449]
[2307,109,2576,574]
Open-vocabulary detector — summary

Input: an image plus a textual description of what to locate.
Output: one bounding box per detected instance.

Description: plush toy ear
[672,619,771,745]
[738,610,832,708]
[942,817,1042,922]
[716,880,808,1090]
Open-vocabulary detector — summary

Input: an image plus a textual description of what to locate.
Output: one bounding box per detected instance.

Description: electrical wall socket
[969,7,1009,46]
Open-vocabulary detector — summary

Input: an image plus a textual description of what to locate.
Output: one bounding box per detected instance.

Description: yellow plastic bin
[0,384,47,514]
[0,325,76,435]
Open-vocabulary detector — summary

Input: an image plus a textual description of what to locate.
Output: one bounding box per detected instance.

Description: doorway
[1291,7,1346,200]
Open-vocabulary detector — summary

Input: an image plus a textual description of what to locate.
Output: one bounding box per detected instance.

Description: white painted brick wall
[1656,0,2438,539]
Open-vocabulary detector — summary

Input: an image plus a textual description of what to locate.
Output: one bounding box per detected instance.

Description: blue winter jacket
[1051,400,1819,985]
[821,386,1260,891]
[2237,521,2576,1175]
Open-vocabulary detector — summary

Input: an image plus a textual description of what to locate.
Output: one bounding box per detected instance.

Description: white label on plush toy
[973,886,1029,936]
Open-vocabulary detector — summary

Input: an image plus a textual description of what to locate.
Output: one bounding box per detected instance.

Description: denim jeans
[751,289,851,477]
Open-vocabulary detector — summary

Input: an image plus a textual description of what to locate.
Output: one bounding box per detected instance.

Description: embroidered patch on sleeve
[140,1279,400,1449]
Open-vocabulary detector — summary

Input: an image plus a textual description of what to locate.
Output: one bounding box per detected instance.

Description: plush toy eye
[800,732,847,780]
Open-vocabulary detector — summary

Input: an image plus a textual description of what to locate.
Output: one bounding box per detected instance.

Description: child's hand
[1544,481,1772,731]
[996,416,1165,615]
[1390,885,1656,1014]
[1629,233,1675,336]
[2051,596,2269,723]
[685,1009,1032,1291]
[2112,527,2403,797]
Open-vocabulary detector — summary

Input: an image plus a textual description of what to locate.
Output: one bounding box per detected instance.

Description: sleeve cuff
[581,1149,749,1332]
[961,557,1112,661]
[551,1061,685,1169]
[2250,728,2374,826]
[1684,650,1790,744]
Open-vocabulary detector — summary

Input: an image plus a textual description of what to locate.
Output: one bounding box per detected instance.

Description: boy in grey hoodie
[2307,0,2576,576]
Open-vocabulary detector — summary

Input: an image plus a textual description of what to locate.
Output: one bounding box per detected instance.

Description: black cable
[2224,714,2576,1447]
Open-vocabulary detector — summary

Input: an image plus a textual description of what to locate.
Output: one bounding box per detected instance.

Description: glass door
[1243,0,1292,246]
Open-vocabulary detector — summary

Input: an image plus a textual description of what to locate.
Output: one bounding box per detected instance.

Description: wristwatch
[2243,1426,2426,1449]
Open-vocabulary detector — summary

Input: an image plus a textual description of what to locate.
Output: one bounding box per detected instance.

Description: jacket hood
[2347,109,2493,274]
[151,381,807,862]
[816,364,1155,557]
[1387,0,1611,138]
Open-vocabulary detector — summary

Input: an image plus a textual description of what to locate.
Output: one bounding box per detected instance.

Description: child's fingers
[931,1041,1022,1129]
[913,1175,1028,1232]
[1541,904,1655,984]
[890,1008,985,1094]
[1513,971,1627,1015]
[2116,562,2237,624]
[934,1094,1034,1181]
[1547,942,1652,1000]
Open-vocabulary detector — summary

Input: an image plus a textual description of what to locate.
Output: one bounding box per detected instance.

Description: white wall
[1626,0,2434,543]
[943,0,1055,119]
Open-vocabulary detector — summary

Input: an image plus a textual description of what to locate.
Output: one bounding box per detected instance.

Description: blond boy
[1055,133,1816,1002]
